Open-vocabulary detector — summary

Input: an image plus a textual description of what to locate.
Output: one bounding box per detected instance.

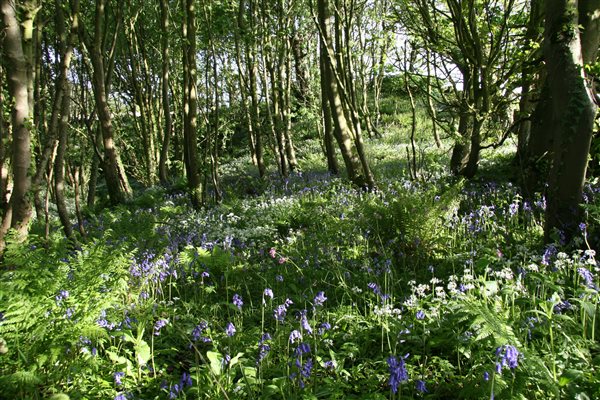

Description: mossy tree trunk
[544,0,600,242]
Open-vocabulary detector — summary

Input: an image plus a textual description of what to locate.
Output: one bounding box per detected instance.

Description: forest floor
[1,124,600,399]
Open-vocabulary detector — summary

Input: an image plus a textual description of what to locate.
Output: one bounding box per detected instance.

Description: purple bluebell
[180,372,192,388]
[299,310,313,334]
[114,371,125,386]
[263,288,274,300]
[387,355,409,393]
[313,291,327,307]
[289,330,302,343]
[318,322,331,335]
[154,319,168,336]
[225,322,236,337]
[295,342,311,356]
[578,267,596,289]
[232,294,243,310]
[416,379,427,393]
[416,310,425,320]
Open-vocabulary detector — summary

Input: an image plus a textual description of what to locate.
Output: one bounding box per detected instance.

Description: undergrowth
[1,144,599,399]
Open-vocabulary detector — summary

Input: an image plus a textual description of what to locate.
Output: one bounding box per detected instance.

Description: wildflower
[225,322,236,337]
[318,322,331,335]
[263,288,274,301]
[289,329,302,343]
[180,372,193,388]
[300,357,313,378]
[169,383,180,399]
[553,300,572,314]
[55,290,69,303]
[416,379,427,393]
[483,371,490,381]
[278,257,287,264]
[114,393,127,400]
[232,294,244,310]
[542,244,557,266]
[299,310,313,334]
[191,321,210,343]
[114,371,125,386]
[154,319,168,336]
[416,310,425,320]
[295,342,311,356]
[387,354,409,393]
[274,304,288,322]
[496,344,520,372]
[257,333,272,364]
[269,248,277,258]
[577,267,596,289]
[276,274,284,282]
[508,202,518,217]
[313,291,327,307]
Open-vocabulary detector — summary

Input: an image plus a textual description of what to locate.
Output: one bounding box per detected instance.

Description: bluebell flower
[295,342,310,356]
[300,310,313,334]
[257,333,272,364]
[495,344,520,372]
[483,371,490,381]
[232,294,243,310]
[416,310,425,320]
[263,288,274,301]
[577,267,596,289]
[180,372,192,388]
[114,371,125,386]
[387,354,409,393]
[154,319,168,336]
[313,291,327,307]
[114,393,127,400]
[225,322,236,337]
[416,379,427,393]
[289,329,302,343]
[318,322,331,335]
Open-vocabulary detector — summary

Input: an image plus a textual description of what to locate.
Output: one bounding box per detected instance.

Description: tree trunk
[158,0,172,184]
[182,0,203,208]
[54,84,73,240]
[317,0,368,188]
[0,63,9,214]
[319,45,338,175]
[0,0,34,250]
[544,0,600,242]
[88,0,131,205]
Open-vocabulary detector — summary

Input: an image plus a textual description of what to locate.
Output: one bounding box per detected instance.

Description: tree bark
[0,0,35,250]
[544,0,600,242]
[87,0,131,205]
[317,0,369,188]
[182,0,203,208]
[158,0,172,185]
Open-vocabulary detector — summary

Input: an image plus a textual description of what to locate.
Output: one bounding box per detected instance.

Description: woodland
[0,0,599,399]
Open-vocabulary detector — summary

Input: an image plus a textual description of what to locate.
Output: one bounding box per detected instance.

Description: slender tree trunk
[544,0,600,242]
[317,0,368,188]
[158,0,172,184]
[87,0,131,205]
[0,64,9,214]
[182,0,203,208]
[55,84,73,240]
[319,45,338,175]
[247,0,266,177]
[0,0,35,250]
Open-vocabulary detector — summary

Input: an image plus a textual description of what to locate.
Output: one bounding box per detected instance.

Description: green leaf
[135,340,151,366]
[207,350,223,376]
